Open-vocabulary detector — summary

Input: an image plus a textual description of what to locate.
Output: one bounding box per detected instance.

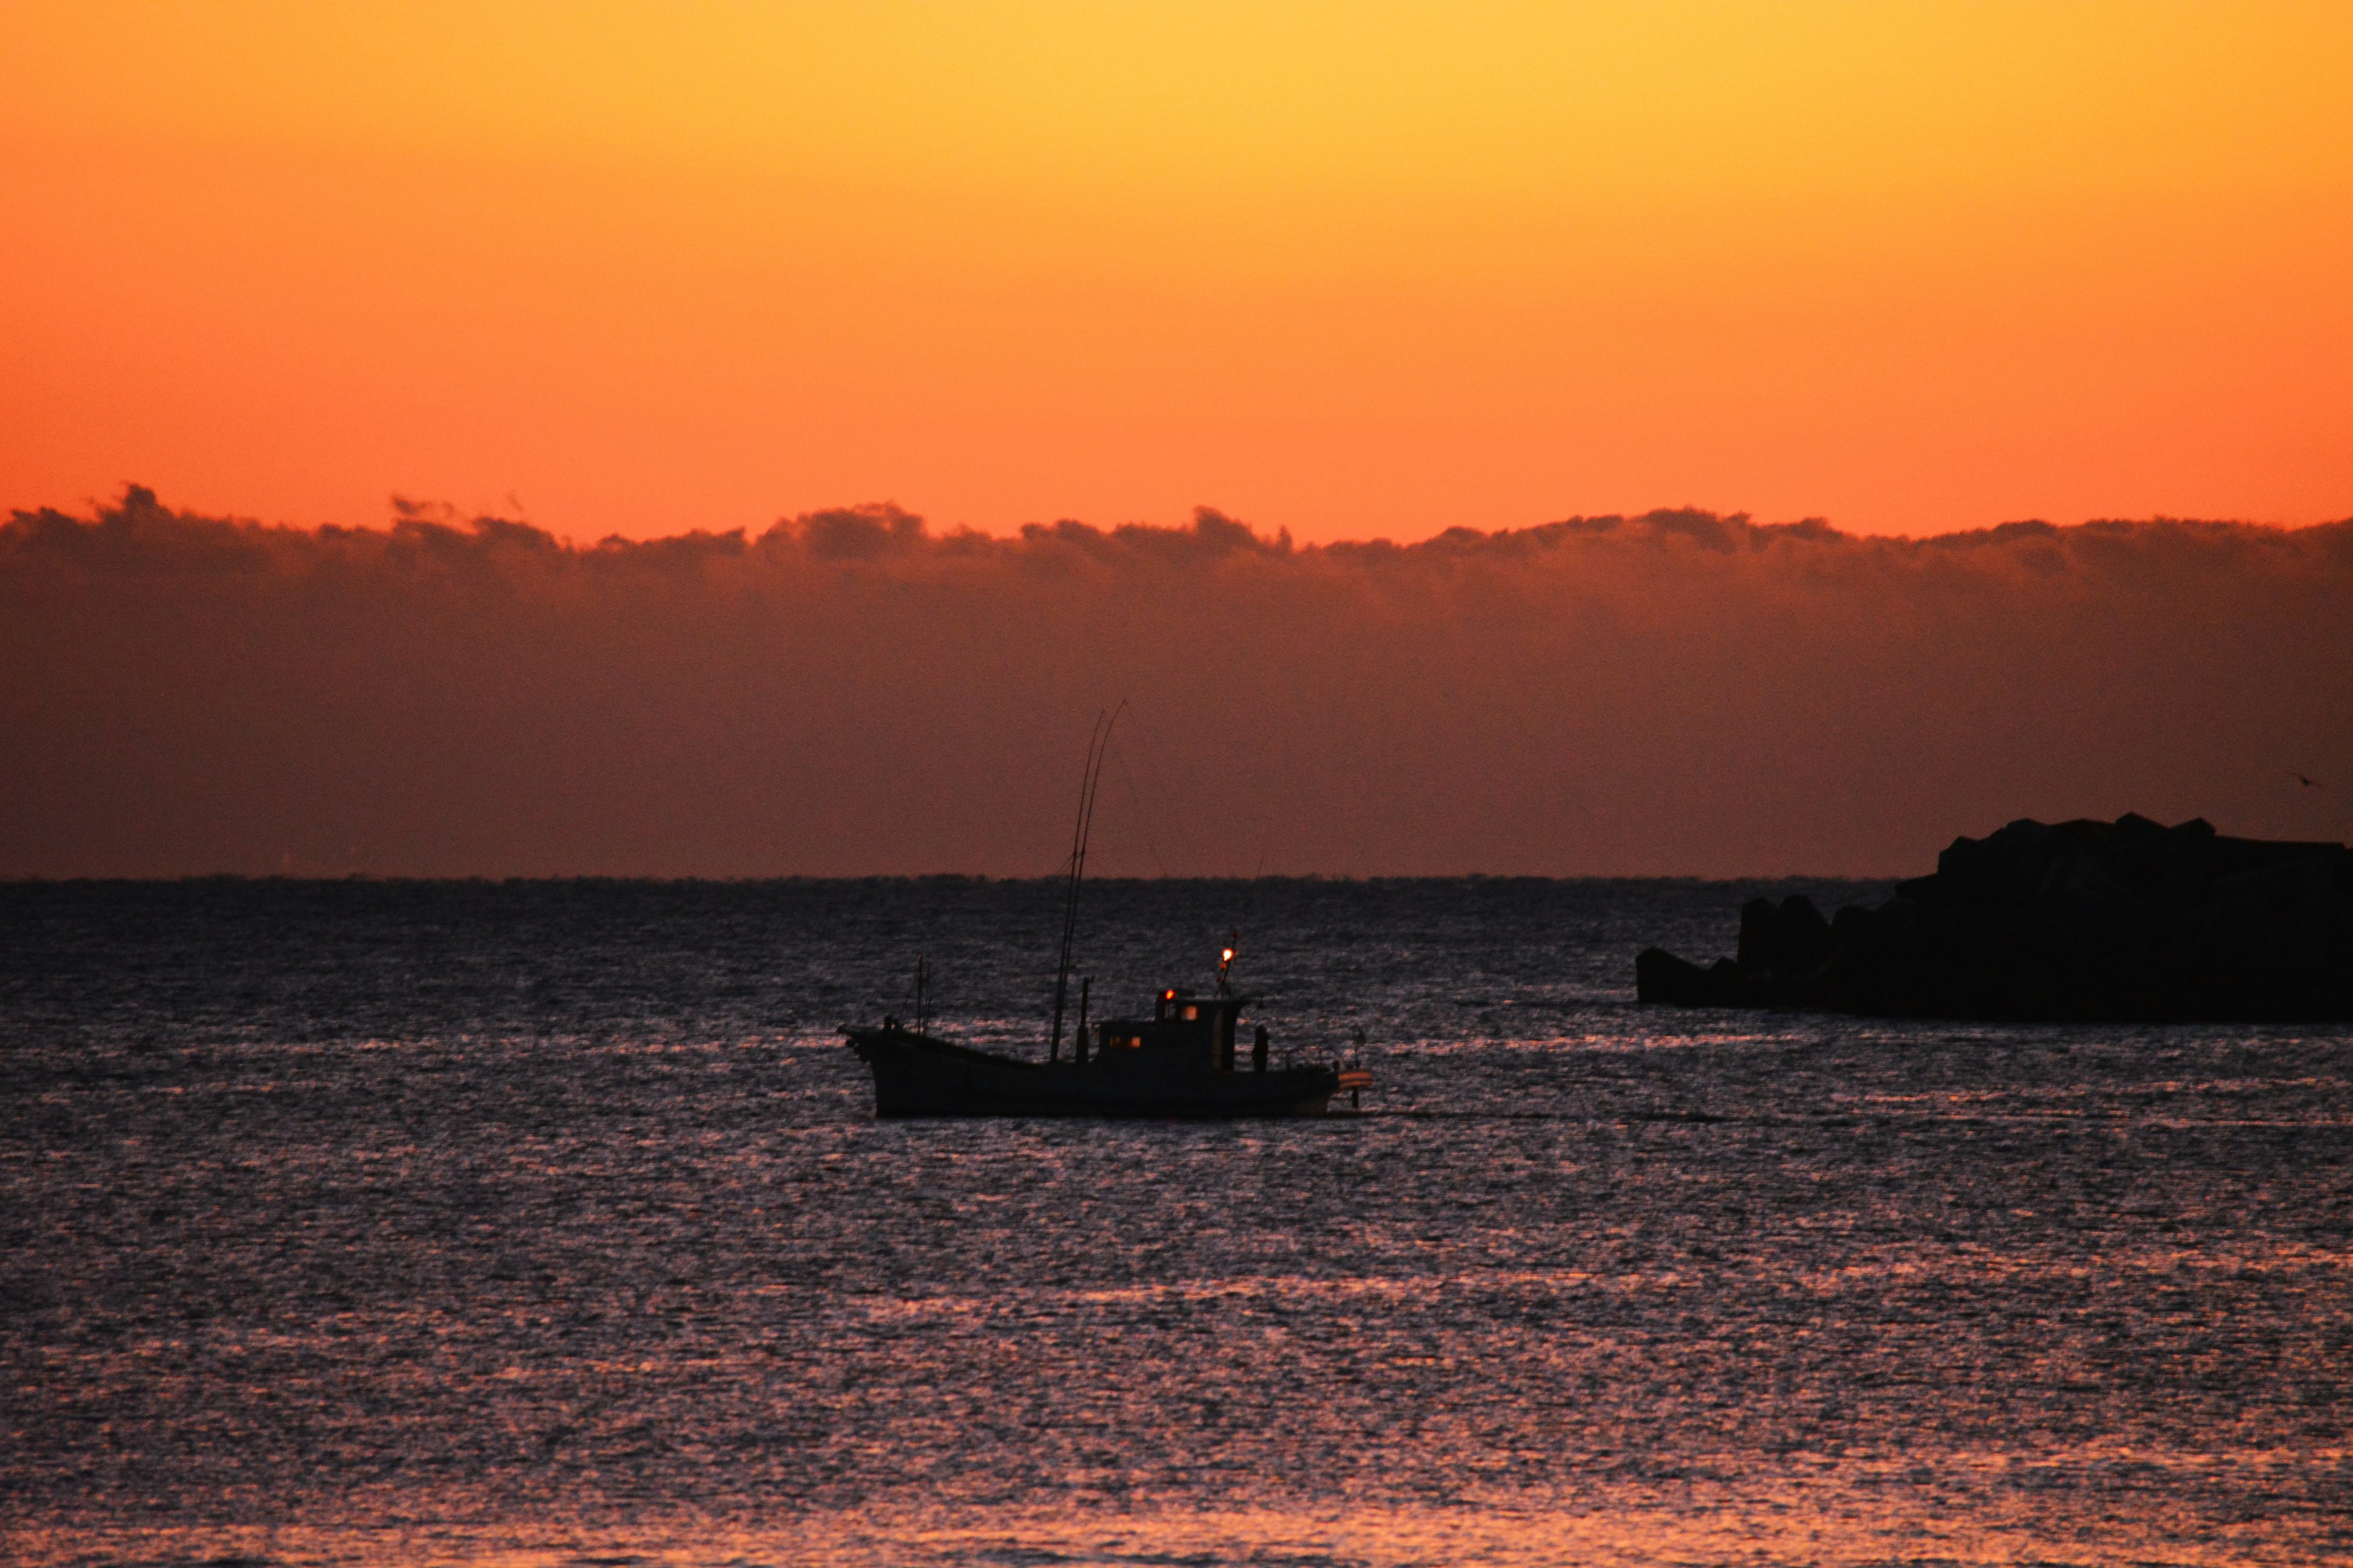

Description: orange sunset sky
[6,1,2351,545]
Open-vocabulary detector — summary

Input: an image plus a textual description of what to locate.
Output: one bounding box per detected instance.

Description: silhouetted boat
[843,708,1370,1118]
[847,988,1362,1118]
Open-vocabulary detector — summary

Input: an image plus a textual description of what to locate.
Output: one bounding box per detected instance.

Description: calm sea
[4,878,2348,1567]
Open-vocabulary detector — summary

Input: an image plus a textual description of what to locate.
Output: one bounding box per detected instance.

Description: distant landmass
[1639,814,2353,1021]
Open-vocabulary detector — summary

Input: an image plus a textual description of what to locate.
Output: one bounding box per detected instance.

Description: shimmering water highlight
[4,878,2348,1565]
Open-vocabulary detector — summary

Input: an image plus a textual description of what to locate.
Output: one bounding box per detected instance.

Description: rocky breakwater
[1637,814,2353,1021]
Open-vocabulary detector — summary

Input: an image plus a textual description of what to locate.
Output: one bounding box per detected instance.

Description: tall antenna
[1050,703,1123,1059]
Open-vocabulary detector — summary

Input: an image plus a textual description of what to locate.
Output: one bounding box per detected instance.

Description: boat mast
[1050,705,1120,1060]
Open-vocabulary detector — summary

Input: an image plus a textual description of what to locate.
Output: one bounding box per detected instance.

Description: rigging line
[1108,737,1171,877]
[1066,715,1108,938]
[1050,702,1124,1055]
[1048,710,1105,1054]
[1248,728,1278,879]
[1116,719,1210,876]
[1074,700,1123,890]
[1251,711,1308,882]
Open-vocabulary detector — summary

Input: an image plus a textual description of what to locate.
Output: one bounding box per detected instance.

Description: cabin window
[1181,1005,1198,1021]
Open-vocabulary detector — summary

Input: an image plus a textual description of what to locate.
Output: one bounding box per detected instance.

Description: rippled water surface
[5,879,2349,1566]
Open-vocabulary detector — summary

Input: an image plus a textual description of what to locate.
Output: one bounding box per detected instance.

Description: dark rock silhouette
[1637,814,2353,1021]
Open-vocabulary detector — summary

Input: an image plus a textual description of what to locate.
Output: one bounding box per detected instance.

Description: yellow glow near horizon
[4,2,2350,540]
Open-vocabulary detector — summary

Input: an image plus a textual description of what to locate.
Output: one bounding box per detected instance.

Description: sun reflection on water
[4,878,2348,1566]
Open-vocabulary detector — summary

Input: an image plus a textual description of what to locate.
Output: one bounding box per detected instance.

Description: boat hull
[846,1027,1339,1118]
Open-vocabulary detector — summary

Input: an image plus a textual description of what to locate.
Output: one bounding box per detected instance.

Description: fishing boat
[843,711,1371,1119]
[846,985,1363,1118]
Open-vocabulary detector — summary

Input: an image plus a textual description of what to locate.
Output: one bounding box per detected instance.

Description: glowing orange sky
[5,2,2349,544]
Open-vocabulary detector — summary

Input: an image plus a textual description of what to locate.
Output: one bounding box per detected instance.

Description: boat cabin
[1090,989,1254,1073]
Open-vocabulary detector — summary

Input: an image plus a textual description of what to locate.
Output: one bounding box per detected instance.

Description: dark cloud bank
[5,487,2349,877]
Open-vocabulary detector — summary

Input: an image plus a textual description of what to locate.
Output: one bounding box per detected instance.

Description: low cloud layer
[5,488,2349,877]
